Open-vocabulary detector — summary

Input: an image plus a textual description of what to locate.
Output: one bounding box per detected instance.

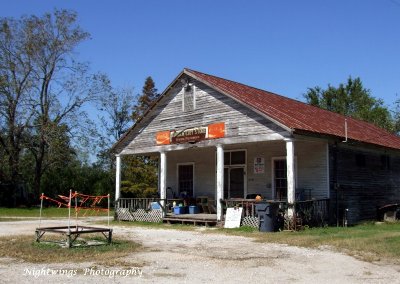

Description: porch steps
[162,217,218,226]
[162,213,218,226]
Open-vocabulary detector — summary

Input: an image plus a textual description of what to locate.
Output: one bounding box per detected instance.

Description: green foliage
[131,76,159,121]
[40,160,114,199]
[116,77,160,198]
[120,181,157,198]
[0,207,113,218]
[120,155,158,198]
[394,98,400,135]
[304,77,395,132]
[0,9,109,203]
[0,10,162,206]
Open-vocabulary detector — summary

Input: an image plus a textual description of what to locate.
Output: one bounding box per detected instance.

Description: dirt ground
[0,218,399,284]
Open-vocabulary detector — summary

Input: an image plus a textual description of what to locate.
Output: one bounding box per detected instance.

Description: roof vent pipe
[343,119,348,143]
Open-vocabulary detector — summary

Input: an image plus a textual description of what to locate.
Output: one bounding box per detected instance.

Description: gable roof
[113,68,400,152]
[184,68,400,150]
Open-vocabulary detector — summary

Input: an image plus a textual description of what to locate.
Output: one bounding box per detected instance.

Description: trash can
[255,202,278,232]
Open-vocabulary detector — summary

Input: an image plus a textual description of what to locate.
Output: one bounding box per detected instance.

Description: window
[274,159,287,200]
[183,84,195,112]
[222,150,247,199]
[224,150,246,165]
[272,157,297,201]
[178,164,194,196]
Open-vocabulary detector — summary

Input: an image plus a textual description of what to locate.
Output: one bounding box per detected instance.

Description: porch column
[286,139,295,217]
[160,151,167,217]
[115,154,121,202]
[216,144,224,221]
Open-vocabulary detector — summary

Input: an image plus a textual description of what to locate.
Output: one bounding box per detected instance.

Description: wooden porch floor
[163,213,218,226]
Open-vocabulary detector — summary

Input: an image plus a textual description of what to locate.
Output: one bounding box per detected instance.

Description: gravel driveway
[0,218,399,283]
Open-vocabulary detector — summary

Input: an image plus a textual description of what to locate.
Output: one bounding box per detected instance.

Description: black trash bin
[255,202,278,232]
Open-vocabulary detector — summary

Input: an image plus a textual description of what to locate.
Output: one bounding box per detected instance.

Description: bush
[121,181,157,198]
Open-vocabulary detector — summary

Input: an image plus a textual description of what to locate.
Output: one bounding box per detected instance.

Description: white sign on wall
[254,157,265,174]
[224,207,243,228]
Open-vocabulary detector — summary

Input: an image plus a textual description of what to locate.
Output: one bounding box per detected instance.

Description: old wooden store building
[112,68,400,226]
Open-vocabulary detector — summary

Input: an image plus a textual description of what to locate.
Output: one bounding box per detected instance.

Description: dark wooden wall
[329,143,400,225]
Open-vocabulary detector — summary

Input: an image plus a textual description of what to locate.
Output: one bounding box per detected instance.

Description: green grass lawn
[221,222,400,262]
[0,235,142,266]
[0,207,113,219]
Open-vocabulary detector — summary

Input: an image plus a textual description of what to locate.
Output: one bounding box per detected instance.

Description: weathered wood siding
[329,144,400,224]
[245,140,328,199]
[118,77,290,155]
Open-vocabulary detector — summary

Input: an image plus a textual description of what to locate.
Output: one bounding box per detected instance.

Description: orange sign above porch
[156,131,171,145]
[156,122,225,145]
[208,122,225,139]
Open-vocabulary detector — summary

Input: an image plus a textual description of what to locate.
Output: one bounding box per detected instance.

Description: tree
[118,76,160,198]
[0,15,36,190]
[120,155,158,198]
[304,77,394,132]
[96,85,135,169]
[0,10,106,199]
[131,76,159,121]
[394,98,400,135]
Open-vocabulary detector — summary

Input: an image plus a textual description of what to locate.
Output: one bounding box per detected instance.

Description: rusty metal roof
[185,68,400,150]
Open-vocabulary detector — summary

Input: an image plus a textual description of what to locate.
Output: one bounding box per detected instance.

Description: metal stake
[39,193,44,229]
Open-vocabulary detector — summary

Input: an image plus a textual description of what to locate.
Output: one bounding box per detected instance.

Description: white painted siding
[246,140,329,200]
[296,141,329,199]
[166,148,216,197]
[162,140,329,200]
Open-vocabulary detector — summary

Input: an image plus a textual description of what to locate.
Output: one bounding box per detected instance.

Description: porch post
[115,154,121,202]
[216,144,224,221]
[160,151,167,217]
[286,139,295,217]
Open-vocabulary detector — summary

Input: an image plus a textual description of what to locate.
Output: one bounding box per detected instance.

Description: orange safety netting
[40,192,109,216]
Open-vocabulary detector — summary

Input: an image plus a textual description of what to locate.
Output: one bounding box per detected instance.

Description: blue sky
[2,0,400,107]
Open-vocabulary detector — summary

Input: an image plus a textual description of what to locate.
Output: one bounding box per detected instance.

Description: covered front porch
[115,197,329,229]
[115,138,331,229]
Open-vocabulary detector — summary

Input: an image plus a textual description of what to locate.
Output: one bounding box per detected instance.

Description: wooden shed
[112,68,400,225]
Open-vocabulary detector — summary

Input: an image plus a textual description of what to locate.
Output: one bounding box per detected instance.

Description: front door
[178,164,194,197]
[224,167,245,198]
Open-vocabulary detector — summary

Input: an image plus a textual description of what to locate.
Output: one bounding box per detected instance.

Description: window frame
[176,162,195,197]
[271,156,298,200]
[182,84,196,112]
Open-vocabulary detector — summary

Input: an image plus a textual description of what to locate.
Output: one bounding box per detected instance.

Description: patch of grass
[0,235,141,265]
[0,207,113,218]
[0,217,28,222]
[217,225,259,234]
[204,222,400,263]
[251,222,400,262]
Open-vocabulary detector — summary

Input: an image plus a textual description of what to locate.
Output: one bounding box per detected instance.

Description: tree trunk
[33,142,45,201]
[7,126,21,207]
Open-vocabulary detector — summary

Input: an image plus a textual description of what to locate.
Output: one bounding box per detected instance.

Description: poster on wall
[254,157,265,174]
